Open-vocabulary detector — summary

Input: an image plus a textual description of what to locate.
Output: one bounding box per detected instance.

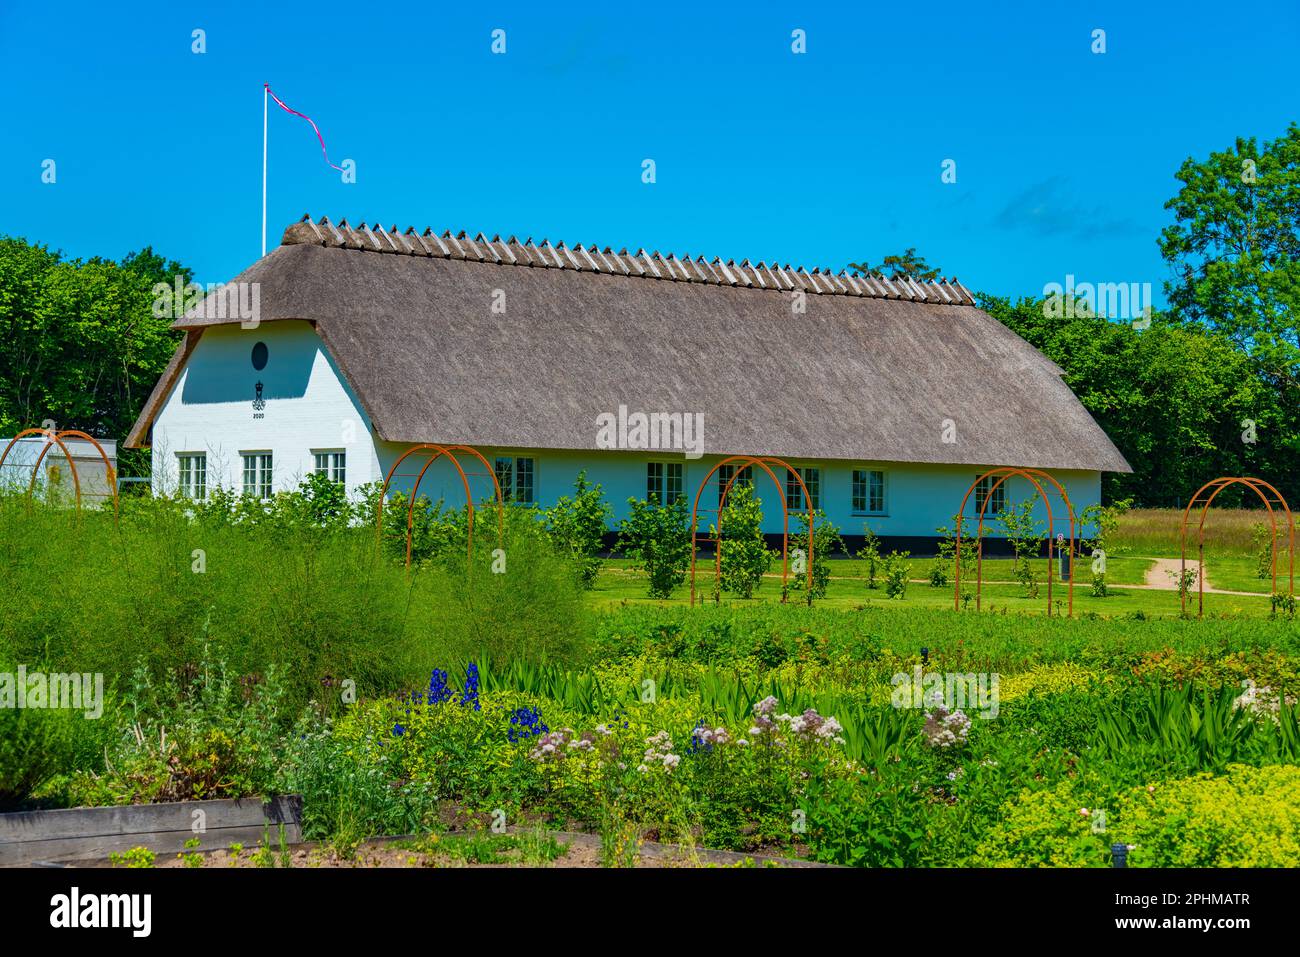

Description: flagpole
[261,83,268,257]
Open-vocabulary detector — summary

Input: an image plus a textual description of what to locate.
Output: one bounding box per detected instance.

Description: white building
[126,215,1131,549]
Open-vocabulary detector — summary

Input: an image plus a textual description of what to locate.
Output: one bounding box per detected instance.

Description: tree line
[2,123,1297,506]
[856,122,1300,508]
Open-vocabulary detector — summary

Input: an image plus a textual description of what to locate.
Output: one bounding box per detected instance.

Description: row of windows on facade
[651,466,1006,515]
[174,453,1008,516]
[667,464,884,514]
[174,452,536,503]
[177,451,345,500]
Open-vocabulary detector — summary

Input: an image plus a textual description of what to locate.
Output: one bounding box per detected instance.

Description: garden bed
[90,829,830,869]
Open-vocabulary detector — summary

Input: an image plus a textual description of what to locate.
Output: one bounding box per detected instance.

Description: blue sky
[2,0,1297,303]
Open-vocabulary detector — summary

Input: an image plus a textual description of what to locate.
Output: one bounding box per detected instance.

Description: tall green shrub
[714,483,774,599]
[859,524,883,590]
[788,509,844,601]
[545,471,611,589]
[617,497,692,599]
[999,497,1045,597]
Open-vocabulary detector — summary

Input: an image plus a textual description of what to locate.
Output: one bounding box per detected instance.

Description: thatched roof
[126,215,1130,474]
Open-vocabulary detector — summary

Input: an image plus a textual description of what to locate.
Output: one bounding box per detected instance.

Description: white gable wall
[149,320,380,496]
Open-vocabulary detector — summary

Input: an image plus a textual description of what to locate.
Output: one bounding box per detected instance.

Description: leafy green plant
[1167,566,1199,607]
[973,764,1300,868]
[0,678,74,810]
[714,483,774,599]
[1251,522,1274,581]
[251,837,275,868]
[179,836,203,867]
[617,496,693,599]
[1091,682,1300,773]
[786,510,843,602]
[68,650,289,806]
[882,551,911,599]
[998,498,1045,598]
[932,517,979,588]
[277,823,292,868]
[859,525,882,590]
[1271,592,1296,620]
[544,471,612,589]
[1079,498,1132,555]
[109,846,156,868]
[285,715,439,845]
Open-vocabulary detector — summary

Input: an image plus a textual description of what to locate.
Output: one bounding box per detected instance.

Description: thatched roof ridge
[274,215,977,303]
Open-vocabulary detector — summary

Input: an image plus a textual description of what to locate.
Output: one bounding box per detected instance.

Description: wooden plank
[1,822,302,867]
[0,796,300,844]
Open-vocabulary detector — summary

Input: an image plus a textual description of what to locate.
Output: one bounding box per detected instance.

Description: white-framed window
[647,461,684,506]
[493,456,535,504]
[852,468,886,515]
[313,450,346,485]
[785,466,821,511]
[972,474,1006,515]
[717,464,752,506]
[177,453,207,500]
[241,452,273,500]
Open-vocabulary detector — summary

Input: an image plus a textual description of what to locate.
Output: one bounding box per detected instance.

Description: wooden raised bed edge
[0,795,302,867]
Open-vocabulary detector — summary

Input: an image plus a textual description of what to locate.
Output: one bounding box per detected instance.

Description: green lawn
[588,563,1275,618]
[593,504,1298,616]
[1197,554,1293,593]
[604,555,1155,586]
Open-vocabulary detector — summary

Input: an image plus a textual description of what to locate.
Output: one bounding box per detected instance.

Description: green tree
[979,293,1279,506]
[713,482,774,599]
[848,248,942,281]
[998,497,1045,597]
[545,470,612,589]
[617,496,692,599]
[0,237,190,477]
[1159,123,1300,398]
[787,509,844,601]
[858,524,883,589]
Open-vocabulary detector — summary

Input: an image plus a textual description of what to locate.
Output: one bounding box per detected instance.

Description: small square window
[972,475,1006,515]
[494,456,535,504]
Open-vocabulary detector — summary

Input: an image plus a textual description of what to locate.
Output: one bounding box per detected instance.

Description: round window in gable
[251,341,269,370]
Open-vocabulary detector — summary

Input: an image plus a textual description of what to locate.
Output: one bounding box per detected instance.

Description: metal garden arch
[1180,477,1294,617]
[376,443,504,568]
[954,466,1078,617]
[0,427,119,519]
[689,455,814,606]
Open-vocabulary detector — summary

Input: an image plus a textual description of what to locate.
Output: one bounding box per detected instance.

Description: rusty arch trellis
[1180,477,1295,618]
[375,443,505,568]
[954,466,1078,617]
[689,455,814,606]
[0,427,119,520]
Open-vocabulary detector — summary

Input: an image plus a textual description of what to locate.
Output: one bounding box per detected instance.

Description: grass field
[5,495,1300,868]
[586,565,1275,616]
[603,555,1156,586]
[1110,506,1285,555]
[597,508,1294,617]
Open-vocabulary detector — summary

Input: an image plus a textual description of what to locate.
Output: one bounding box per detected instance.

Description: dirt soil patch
[92,829,831,869]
